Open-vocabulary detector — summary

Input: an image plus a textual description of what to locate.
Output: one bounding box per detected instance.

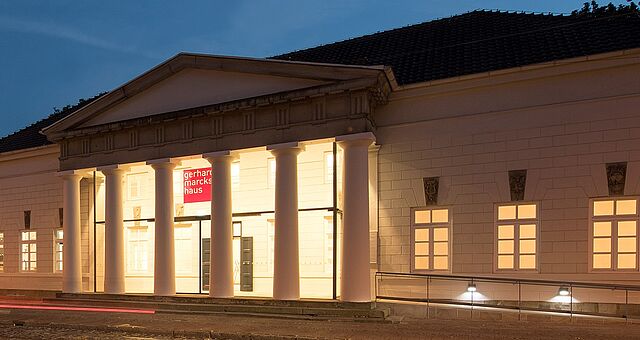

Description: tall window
[54,229,63,272]
[21,231,37,272]
[174,225,192,275]
[127,226,149,273]
[496,203,538,271]
[591,198,638,270]
[324,151,334,183]
[231,161,240,188]
[411,208,450,272]
[0,232,4,272]
[267,158,276,188]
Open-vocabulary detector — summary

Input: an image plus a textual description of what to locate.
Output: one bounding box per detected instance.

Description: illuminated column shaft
[337,132,375,302]
[204,151,235,298]
[60,172,83,293]
[102,166,126,294]
[149,159,178,296]
[268,142,303,300]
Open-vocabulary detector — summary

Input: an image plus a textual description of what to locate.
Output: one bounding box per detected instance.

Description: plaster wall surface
[0,147,92,290]
[374,58,640,285]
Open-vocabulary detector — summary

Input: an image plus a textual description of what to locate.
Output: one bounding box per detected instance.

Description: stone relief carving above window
[423,177,439,206]
[508,169,527,202]
[606,162,627,196]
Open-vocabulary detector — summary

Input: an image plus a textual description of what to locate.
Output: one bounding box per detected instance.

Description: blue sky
[0,0,630,137]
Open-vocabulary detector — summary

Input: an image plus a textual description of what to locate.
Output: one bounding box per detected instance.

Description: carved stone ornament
[508,169,527,202]
[423,177,439,206]
[606,162,627,196]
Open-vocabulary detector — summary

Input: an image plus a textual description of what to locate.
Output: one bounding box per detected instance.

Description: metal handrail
[376,271,640,319]
[376,271,640,291]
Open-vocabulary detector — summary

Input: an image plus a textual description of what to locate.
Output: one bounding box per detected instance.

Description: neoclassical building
[1,10,640,303]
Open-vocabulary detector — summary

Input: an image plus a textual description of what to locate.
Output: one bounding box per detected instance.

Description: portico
[47,54,391,302]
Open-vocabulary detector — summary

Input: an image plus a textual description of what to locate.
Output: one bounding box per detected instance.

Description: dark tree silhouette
[571,1,639,17]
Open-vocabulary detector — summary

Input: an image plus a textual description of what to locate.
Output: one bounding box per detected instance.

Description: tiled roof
[272,10,640,85]
[2,10,640,154]
[0,94,103,154]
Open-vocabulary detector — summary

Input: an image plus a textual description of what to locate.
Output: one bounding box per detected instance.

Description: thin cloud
[0,15,156,58]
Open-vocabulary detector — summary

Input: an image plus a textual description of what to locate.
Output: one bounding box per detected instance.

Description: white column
[59,171,83,293]
[204,151,236,298]
[148,159,178,296]
[337,132,375,302]
[268,142,304,300]
[101,166,126,294]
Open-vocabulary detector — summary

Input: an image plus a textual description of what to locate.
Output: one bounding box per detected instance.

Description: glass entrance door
[175,219,201,294]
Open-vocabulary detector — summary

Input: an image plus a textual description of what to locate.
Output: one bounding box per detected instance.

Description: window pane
[498,255,514,269]
[415,256,429,270]
[519,239,536,254]
[21,232,28,241]
[519,255,536,269]
[30,232,36,240]
[498,205,516,220]
[593,238,612,253]
[433,228,448,241]
[433,242,448,256]
[593,254,611,269]
[415,243,429,256]
[498,225,514,239]
[518,204,536,219]
[432,209,448,223]
[594,200,614,216]
[618,237,637,253]
[415,229,429,242]
[433,256,448,270]
[498,240,514,254]
[520,224,536,239]
[593,222,612,237]
[618,253,636,269]
[618,221,637,237]
[415,210,431,224]
[616,200,637,215]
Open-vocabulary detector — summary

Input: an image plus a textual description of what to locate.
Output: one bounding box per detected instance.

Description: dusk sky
[0,0,630,137]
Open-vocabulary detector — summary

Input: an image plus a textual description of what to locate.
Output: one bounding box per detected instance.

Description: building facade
[1,11,640,303]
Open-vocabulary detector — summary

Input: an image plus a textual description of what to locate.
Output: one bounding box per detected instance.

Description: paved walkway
[1,307,640,339]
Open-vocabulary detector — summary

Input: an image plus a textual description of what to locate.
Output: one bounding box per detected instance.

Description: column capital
[267,142,304,156]
[57,169,94,179]
[147,158,180,170]
[336,132,376,147]
[203,150,238,163]
[98,164,129,174]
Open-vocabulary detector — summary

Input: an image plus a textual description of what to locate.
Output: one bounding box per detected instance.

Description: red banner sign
[183,167,212,203]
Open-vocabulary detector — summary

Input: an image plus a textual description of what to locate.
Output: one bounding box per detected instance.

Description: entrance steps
[44,293,389,321]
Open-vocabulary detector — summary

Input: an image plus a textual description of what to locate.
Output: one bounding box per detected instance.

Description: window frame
[54,229,63,272]
[493,202,540,273]
[0,232,4,272]
[20,230,37,272]
[410,206,452,273]
[588,197,639,273]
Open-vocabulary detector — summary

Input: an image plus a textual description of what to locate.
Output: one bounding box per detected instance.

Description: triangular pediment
[80,68,327,128]
[42,53,392,139]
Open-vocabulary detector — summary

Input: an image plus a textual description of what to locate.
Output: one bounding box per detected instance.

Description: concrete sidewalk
[1,307,640,339]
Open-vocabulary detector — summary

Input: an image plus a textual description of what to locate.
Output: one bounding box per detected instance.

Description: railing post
[569,283,573,321]
[518,281,521,321]
[471,278,474,320]
[625,289,629,322]
[426,275,430,319]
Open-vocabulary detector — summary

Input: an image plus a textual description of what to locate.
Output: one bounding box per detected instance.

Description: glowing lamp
[467,283,477,292]
[558,287,570,296]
